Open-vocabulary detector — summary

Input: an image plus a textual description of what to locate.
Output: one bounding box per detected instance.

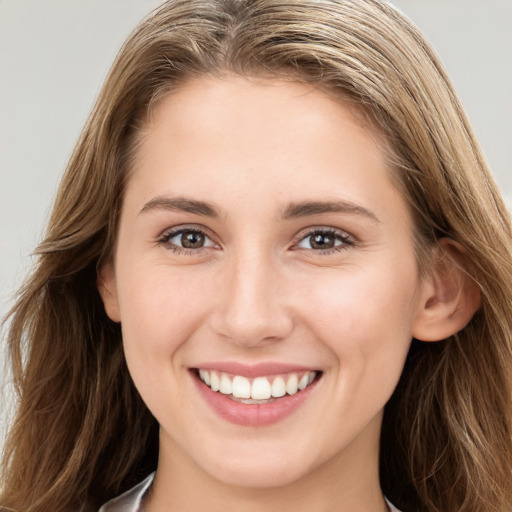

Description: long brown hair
[2,1,511,510]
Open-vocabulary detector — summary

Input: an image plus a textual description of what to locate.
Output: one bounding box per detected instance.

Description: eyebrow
[139,196,379,223]
[139,196,220,217]
[282,200,380,223]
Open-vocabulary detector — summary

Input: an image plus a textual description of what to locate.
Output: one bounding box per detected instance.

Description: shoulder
[98,473,155,512]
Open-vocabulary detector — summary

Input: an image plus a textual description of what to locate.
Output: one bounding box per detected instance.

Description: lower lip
[192,371,320,427]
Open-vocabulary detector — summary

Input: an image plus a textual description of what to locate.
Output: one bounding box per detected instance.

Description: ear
[97,263,121,323]
[413,238,481,342]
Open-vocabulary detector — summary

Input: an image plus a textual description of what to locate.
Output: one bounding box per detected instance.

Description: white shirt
[98,473,154,512]
[98,472,403,511]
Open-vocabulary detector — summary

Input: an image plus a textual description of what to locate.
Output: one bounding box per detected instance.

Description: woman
[2,1,511,511]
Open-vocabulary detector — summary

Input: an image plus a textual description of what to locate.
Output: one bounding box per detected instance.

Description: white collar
[98,472,155,512]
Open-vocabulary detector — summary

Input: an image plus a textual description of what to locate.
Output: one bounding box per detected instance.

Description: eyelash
[157,226,355,255]
[293,228,355,254]
[158,227,216,255]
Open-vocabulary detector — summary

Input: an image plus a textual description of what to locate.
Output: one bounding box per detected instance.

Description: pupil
[311,233,334,249]
[182,232,204,248]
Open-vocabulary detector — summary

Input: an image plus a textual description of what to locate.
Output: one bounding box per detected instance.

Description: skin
[100,75,472,511]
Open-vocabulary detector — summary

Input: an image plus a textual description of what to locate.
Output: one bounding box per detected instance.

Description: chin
[195,441,316,489]
[208,461,310,489]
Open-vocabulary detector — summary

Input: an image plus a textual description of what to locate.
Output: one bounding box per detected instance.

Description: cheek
[298,258,419,371]
[294,259,420,436]
[115,257,212,377]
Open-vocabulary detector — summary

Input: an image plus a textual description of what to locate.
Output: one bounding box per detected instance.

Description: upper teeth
[198,369,317,400]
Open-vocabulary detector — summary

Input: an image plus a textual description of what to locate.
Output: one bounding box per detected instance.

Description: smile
[197,369,318,403]
[192,367,322,426]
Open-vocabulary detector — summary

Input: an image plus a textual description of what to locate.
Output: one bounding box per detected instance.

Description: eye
[295,228,354,252]
[159,227,216,252]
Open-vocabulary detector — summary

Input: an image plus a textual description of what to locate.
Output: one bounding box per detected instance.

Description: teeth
[199,369,210,386]
[286,374,298,395]
[232,375,251,398]
[197,369,318,400]
[298,374,309,391]
[210,371,220,392]
[271,376,286,398]
[219,373,232,395]
[252,377,272,400]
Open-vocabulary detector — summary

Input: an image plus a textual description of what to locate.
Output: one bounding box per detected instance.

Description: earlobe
[413,238,481,342]
[97,264,121,323]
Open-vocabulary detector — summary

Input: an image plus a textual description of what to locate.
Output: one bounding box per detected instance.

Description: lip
[190,365,321,427]
[194,361,317,378]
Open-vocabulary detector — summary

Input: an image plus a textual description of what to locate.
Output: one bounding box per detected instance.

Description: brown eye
[181,231,205,248]
[160,227,216,252]
[296,228,353,252]
[309,233,335,249]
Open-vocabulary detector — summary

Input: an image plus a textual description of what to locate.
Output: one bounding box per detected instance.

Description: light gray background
[1,1,511,441]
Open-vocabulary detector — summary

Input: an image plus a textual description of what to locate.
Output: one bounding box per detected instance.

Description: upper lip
[191,361,319,378]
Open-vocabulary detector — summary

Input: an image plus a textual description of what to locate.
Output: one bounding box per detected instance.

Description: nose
[210,250,294,347]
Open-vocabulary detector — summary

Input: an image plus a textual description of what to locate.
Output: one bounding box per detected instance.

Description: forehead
[143,74,383,148]
[135,75,389,177]
[126,74,410,231]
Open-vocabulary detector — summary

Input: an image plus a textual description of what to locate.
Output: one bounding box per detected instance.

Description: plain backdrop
[1,0,511,443]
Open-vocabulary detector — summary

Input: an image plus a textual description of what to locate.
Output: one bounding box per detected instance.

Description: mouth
[196,368,319,403]
[191,366,322,426]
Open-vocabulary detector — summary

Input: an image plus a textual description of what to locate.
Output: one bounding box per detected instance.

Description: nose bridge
[212,244,293,346]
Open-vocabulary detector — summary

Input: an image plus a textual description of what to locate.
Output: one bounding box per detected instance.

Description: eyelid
[156,224,355,255]
[157,224,220,252]
[291,226,355,252]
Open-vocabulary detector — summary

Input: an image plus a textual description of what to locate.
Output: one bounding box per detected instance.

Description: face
[102,75,429,489]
